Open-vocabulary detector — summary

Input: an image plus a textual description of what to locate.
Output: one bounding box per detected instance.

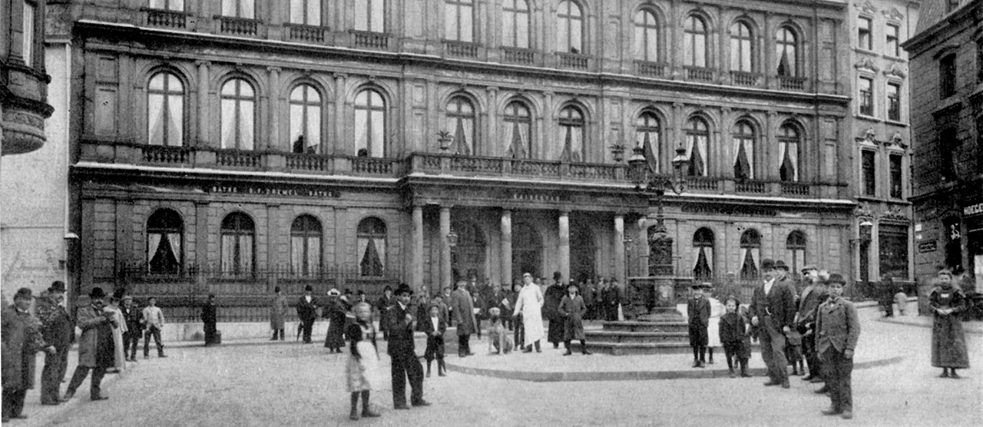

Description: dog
[486,308,514,355]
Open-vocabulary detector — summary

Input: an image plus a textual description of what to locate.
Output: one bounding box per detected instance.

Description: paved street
[14,305,983,427]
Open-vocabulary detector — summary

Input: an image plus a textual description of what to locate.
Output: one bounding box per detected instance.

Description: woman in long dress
[929,269,970,378]
[345,303,381,420]
[105,294,127,372]
[270,286,286,341]
[324,290,347,352]
[705,291,724,365]
[513,272,544,352]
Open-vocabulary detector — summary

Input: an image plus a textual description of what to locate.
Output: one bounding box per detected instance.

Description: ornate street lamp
[629,145,689,238]
[437,130,453,153]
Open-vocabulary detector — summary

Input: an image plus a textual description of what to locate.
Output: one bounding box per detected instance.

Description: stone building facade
[53,0,856,320]
[904,0,982,288]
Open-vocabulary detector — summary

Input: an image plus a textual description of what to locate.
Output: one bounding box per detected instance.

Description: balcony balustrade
[217,16,260,36]
[286,23,326,43]
[145,8,188,29]
[635,61,667,78]
[686,176,720,191]
[730,71,759,87]
[350,30,389,49]
[502,47,535,65]
[685,66,713,82]
[735,179,768,193]
[781,181,811,195]
[778,76,807,91]
[444,40,479,58]
[143,145,191,165]
[557,52,589,70]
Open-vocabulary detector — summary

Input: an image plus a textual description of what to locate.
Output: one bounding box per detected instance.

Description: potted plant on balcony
[610,142,627,162]
[437,130,453,153]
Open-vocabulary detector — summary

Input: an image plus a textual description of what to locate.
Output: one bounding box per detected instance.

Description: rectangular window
[355,0,385,32]
[149,0,184,10]
[878,224,909,280]
[889,154,903,199]
[859,76,874,116]
[289,0,320,26]
[862,150,876,196]
[858,17,872,50]
[22,1,35,66]
[886,24,899,57]
[940,55,957,98]
[887,82,901,121]
[221,0,255,19]
[940,128,957,180]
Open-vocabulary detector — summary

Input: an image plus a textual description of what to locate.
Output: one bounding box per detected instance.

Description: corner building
[62,0,856,321]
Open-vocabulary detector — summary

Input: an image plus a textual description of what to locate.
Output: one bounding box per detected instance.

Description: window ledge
[931,97,963,116]
[884,119,908,127]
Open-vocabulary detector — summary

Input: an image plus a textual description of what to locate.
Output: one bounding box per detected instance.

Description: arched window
[503,101,532,158]
[730,21,753,72]
[445,0,474,42]
[634,9,659,62]
[557,0,583,53]
[357,217,387,277]
[693,228,715,280]
[636,112,661,172]
[147,209,183,275]
[291,215,322,276]
[739,229,762,280]
[733,120,755,181]
[446,96,476,155]
[776,26,798,77]
[502,0,530,48]
[685,117,710,176]
[354,0,385,32]
[684,15,708,67]
[354,89,386,157]
[558,105,585,162]
[289,0,321,26]
[221,0,255,18]
[778,123,800,182]
[147,72,185,147]
[289,84,322,154]
[451,221,486,282]
[221,213,255,276]
[220,78,256,150]
[786,230,806,276]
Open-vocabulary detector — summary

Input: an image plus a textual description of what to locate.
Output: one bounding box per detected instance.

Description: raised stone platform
[584,307,695,355]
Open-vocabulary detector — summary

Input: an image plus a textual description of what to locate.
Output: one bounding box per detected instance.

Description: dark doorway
[512,222,542,283]
[570,224,596,284]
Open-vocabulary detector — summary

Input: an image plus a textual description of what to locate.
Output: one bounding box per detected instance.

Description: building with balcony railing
[41,0,862,322]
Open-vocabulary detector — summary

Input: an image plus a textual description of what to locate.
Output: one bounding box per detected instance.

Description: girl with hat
[929,269,970,378]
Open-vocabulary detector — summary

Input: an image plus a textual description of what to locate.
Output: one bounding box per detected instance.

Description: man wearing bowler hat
[749,259,797,388]
[795,265,828,382]
[386,284,429,409]
[296,285,319,344]
[36,281,74,405]
[65,287,116,401]
[2,288,56,421]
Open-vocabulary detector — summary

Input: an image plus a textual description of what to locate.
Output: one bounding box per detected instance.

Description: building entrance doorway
[512,222,542,282]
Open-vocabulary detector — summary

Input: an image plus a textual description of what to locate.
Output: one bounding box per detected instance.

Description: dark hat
[774,260,790,271]
[394,284,414,296]
[801,265,818,273]
[553,271,563,280]
[304,285,313,292]
[274,286,281,293]
[700,282,714,289]
[383,285,393,292]
[761,258,776,271]
[14,287,34,300]
[690,282,703,289]
[826,273,846,285]
[49,281,67,293]
[112,288,126,300]
[89,287,107,299]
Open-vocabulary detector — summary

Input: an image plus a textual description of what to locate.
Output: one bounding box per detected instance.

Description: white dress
[345,322,381,392]
[105,306,127,370]
[706,297,724,348]
[513,284,545,343]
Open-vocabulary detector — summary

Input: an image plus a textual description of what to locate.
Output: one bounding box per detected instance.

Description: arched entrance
[512,222,542,282]
[570,224,596,283]
[452,221,486,283]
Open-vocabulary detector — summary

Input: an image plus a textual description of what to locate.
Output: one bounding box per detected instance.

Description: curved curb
[445,356,904,382]
[875,318,983,335]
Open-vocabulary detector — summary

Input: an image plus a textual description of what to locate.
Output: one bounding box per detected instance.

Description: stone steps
[586,330,690,344]
[600,321,689,333]
[584,341,695,355]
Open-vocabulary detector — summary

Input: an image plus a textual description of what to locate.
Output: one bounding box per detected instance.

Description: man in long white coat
[513,272,544,353]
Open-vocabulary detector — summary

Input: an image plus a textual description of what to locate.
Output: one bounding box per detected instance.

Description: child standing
[686,283,710,368]
[786,329,805,376]
[719,296,751,377]
[815,274,860,420]
[423,305,447,377]
[345,303,382,421]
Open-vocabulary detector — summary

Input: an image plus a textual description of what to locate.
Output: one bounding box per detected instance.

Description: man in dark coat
[36,281,74,405]
[386,284,429,409]
[604,279,622,321]
[795,265,828,382]
[2,288,55,421]
[296,285,319,344]
[749,259,797,388]
[543,272,567,348]
[451,282,477,357]
[201,294,218,346]
[65,287,116,401]
[121,295,143,361]
[581,279,596,320]
[376,286,395,340]
[687,283,712,367]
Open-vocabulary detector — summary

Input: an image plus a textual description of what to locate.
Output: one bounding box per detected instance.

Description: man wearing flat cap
[386,284,429,409]
[65,287,116,401]
[795,265,828,382]
[2,288,56,421]
[36,281,75,405]
[296,285,319,344]
[749,258,797,388]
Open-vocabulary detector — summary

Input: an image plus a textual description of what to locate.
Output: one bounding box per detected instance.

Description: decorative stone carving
[854,58,879,72]
[884,66,907,79]
[855,203,874,220]
[855,1,876,14]
[883,205,909,221]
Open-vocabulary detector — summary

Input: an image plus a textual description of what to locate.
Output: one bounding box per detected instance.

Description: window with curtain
[684,15,708,67]
[739,229,761,280]
[147,72,185,147]
[636,112,661,172]
[357,217,387,277]
[149,0,184,11]
[147,209,183,275]
[289,84,322,154]
[503,101,532,158]
[355,0,385,32]
[887,82,900,121]
[858,17,871,50]
[693,228,714,281]
[557,0,583,53]
[730,21,753,72]
[778,123,800,182]
[354,89,386,157]
[444,0,474,42]
[446,96,476,155]
[221,0,255,18]
[289,0,321,26]
[786,231,806,276]
[291,215,322,277]
[220,212,255,276]
[732,120,755,181]
[22,1,35,66]
[685,117,710,177]
[634,9,659,62]
[502,0,530,48]
[859,76,873,116]
[886,24,899,57]
[558,106,585,162]
[775,27,797,76]
[220,78,256,150]
[862,150,876,196]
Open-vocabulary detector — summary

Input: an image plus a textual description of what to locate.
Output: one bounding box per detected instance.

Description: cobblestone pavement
[14,305,983,427]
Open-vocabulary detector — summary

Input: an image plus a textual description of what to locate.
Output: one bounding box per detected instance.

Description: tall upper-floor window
[357,217,387,277]
[685,117,709,176]
[859,76,874,116]
[446,96,476,155]
[291,215,322,276]
[634,9,660,62]
[444,0,474,42]
[221,0,255,18]
[502,0,530,49]
[148,72,185,147]
[886,24,899,57]
[354,88,386,157]
[558,105,585,162]
[149,0,184,11]
[684,15,708,68]
[730,21,753,72]
[289,84,321,154]
[503,101,532,158]
[22,1,36,66]
[220,212,255,276]
[940,54,956,98]
[289,0,321,26]
[786,231,807,276]
[887,82,901,121]
[889,154,903,199]
[220,78,256,150]
[557,1,584,53]
[861,150,876,196]
[778,123,800,182]
[355,0,385,32]
[636,112,661,172]
[732,120,755,180]
[858,17,872,50]
[739,229,761,280]
[776,27,798,77]
[940,128,957,181]
[147,209,183,275]
[693,228,714,281]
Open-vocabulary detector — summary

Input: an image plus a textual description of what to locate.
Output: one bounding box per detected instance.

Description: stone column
[267,204,279,293]
[412,205,425,293]
[614,214,625,284]
[333,73,347,154]
[500,209,513,286]
[267,66,281,151]
[486,86,498,156]
[558,210,570,283]
[440,206,452,290]
[196,61,210,146]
